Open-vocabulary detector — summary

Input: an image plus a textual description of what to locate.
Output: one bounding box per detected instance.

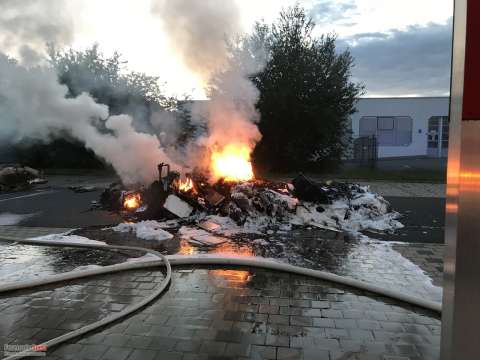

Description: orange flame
[123,193,141,210]
[177,177,195,192]
[211,144,254,182]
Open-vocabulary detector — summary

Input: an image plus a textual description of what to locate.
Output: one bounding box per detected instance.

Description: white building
[351,97,450,158]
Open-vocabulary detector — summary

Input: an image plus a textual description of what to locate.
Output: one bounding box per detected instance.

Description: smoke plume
[0,1,181,185]
[0,54,177,185]
[152,0,241,81]
[0,0,74,65]
[152,0,265,178]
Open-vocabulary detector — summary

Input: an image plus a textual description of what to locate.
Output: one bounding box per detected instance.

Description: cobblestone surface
[0,269,166,352]
[1,267,441,360]
[391,244,443,287]
[0,226,444,359]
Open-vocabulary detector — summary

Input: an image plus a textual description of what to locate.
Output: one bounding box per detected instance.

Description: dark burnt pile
[97,163,403,235]
[100,162,298,222]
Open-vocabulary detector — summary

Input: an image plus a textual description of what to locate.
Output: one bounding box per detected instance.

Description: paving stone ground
[0,269,165,348]
[0,227,444,359]
[1,267,440,360]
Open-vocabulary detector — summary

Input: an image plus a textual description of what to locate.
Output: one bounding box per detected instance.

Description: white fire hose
[0,236,441,359]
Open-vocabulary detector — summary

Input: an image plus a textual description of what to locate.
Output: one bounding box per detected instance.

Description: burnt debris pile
[99,164,403,235]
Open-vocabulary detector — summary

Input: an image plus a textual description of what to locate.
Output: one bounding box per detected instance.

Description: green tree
[252,5,364,171]
[47,44,177,123]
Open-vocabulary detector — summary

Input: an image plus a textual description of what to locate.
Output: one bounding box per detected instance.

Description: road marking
[0,190,57,203]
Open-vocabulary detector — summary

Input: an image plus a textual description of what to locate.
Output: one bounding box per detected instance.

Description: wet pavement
[1,225,444,303]
[1,265,440,360]
[1,269,167,353]
[173,230,443,303]
[0,225,443,359]
[74,225,444,303]
[0,241,132,283]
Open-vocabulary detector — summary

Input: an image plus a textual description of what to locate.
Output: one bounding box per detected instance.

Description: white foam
[28,232,106,245]
[111,220,174,242]
[200,184,404,235]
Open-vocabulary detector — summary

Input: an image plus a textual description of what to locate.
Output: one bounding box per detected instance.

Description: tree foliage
[47,44,177,121]
[251,5,364,171]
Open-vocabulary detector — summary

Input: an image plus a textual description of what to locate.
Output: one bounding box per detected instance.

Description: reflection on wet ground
[0,241,131,282]
[172,228,443,303]
[1,225,444,303]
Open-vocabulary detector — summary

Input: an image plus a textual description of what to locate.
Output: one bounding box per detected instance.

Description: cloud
[309,0,358,25]
[339,19,453,96]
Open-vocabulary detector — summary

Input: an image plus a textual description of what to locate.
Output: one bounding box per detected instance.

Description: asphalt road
[366,196,445,244]
[0,185,121,228]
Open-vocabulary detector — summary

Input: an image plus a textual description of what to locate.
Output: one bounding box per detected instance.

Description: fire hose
[0,236,442,359]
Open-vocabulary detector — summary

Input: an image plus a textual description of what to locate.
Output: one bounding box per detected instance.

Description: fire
[123,193,141,210]
[176,177,195,192]
[211,144,254,182]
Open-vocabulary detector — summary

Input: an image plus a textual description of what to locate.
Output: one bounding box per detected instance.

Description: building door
[427,116,449,157]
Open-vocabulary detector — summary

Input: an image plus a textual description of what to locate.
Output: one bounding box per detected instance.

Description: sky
[0,0,454,98]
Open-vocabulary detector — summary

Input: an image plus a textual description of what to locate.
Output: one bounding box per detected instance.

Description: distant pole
[441,0,480,359]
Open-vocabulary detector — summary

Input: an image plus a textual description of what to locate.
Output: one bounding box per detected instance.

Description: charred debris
[99,163,373,230]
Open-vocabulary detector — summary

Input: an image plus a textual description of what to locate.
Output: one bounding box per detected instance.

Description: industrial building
[351,97,450,158]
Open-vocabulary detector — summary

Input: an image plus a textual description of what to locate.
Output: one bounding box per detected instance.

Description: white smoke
[0,54,177,185]
[151,0,241,81]
[0,0,74,65]
[0,1,183,185]
[152,0,265,176]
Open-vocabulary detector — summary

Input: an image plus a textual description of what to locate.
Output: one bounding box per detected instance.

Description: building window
[359,116,413,146]
[427,116,449,157]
